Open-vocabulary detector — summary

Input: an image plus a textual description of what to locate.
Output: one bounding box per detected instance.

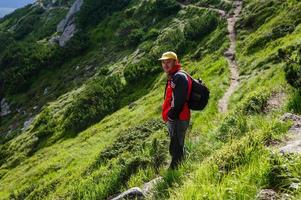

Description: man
[159,51,192,170]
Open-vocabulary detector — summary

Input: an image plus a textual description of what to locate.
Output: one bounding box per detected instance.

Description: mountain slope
[0,0,301,199]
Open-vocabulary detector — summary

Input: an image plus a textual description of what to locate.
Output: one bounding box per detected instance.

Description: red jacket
[162,64,192,123]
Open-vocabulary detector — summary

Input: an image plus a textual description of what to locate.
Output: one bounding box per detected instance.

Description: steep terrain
[0,0,301,199]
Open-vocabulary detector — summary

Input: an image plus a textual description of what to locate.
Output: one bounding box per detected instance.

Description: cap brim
[158,57,175,61]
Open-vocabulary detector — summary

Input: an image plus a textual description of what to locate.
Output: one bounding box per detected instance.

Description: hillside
[0,0,301,199]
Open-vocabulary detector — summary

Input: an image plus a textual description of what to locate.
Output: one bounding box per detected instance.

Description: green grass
[1,0,301,199]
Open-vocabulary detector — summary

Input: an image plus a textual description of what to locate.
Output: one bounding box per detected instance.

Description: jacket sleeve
[168,73,188,120]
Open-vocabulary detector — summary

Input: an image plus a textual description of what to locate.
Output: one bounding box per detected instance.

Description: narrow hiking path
[217,1,242,113]
[180,1,243,113]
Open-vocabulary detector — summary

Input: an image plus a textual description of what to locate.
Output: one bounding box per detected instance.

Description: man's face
[161,59,176,74]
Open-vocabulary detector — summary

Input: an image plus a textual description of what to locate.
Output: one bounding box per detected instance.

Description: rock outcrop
[0,98,11,117]
[110,177,163,200]
[56,0,83,47]
[279,113,301,154]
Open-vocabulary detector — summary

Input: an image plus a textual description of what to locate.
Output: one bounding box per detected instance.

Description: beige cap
[158,51,178,61]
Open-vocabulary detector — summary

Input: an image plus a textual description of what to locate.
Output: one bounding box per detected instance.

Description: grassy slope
[166,0,301,199]
[0,1,229,199]
[1,0,301,199]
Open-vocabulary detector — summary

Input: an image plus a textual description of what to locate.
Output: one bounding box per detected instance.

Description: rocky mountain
[0,0,300,199]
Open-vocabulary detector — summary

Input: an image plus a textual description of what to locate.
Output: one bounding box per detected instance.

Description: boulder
[56,0,83,47]
[0,98,11,117]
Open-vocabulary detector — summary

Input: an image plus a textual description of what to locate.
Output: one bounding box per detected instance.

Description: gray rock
[110,177,163,200]
[256,189,277,200]
[279,113,301,154]
[21,117,35,131]
[280,113,301,124]
[289,182,299,190]
[59,23,77,46]
[56,0,83,47]
[43,87,49,95]
[1,98,11,117]
[111,187,145,200]
[57,0,83,32]
[142,177,163,196]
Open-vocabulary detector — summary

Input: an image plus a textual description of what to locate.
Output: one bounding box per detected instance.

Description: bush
[77,0,131,28]
[60,31,91,59]
[13,7,44,40]
[0,31,15,54]
[267,153,301,192]
[285,63,301,89]
[184,12,218,41]
[143,28,160,41]
[216,112,248,142]
[237,89,270,115]
[150,138,168,172]
[278,45,301,89]
[117,20,145,47]
[287,90,301,114]
[247,23,295,54]
[0,42,57,94]
[62,75,124,134]
[83,119,165,175]
[238,0,282,30]
[127,28,145,46]
[123,58,160,84]
[154,0,181,16]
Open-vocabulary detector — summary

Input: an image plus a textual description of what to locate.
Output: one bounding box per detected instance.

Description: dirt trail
[180,1,243,113]
[218,1,243,113]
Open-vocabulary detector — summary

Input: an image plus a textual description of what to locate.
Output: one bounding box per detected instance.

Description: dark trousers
[167,119,189,169]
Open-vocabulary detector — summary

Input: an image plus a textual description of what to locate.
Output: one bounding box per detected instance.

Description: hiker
[159,51,192,170]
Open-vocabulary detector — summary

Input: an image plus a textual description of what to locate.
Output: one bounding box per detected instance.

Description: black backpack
[180,70,210,110]
[163,70,210,111]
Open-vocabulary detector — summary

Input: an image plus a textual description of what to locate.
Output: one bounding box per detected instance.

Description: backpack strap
[177,70,193,101]
[163,80,168,100]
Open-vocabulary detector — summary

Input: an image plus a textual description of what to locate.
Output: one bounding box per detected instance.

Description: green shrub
[150,138,168,173]
[184,12,218,41]
[278,46,301,107]
[285,62,301,89]
[143,28,160,41]
[267,153,301,192]
[127,28,145,46]
[28,107,57,155]
[0,42,57,94]
[77,0,131,28]
[60,31,91,59]
[9,184,36,200]
[278,45,301,89]
[216,111,248,142]
[13,7,44,40]
[84,119,165,174]
[154,0,181,16]
[287,90,301,114]
[247,23,295,53]
[238,1,283,31]
[62,75,124,134]
[0,31,15,54]
[237,89,270,115]
[123,58,160,84]
[118,19,140,37]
